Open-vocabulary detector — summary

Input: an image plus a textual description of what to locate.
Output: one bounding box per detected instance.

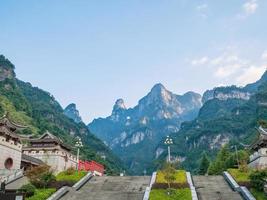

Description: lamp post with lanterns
[164,136,173,163]
[75,136,83,171]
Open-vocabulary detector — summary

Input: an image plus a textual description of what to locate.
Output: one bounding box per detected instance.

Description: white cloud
[262,50,267,60]
[236,65,266,85]
[243,0,258,15]
[190,48,267,86]
[214,64,243,78]
[191,56,209,66]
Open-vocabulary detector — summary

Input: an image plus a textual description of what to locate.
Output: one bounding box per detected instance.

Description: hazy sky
[0,0,267,123]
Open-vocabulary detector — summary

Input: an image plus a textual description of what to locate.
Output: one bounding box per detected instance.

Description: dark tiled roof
[21,154,44,165]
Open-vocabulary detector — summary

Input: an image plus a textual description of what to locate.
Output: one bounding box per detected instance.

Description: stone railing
[0,169,24,184]
[186,172,198,200]
[46,172,93,200]
[143,172,157,200]
[46,186,69,200]
[223,171,239,191]
[73,172,93,191]
[240,186,256,200]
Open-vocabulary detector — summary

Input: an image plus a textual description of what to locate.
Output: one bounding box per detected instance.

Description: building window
[4,158,13,169]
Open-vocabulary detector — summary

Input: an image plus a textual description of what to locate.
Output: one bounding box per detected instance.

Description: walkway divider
[186,172,198,200]
[143,172,157,200]
[223,171,256,200]
[73,172,93,191]
[47,172,94,200]
[47,186,69,200]
[223,171,239,191]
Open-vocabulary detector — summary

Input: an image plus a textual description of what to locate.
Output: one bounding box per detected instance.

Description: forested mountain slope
[0,55,124,175]
[155,71,267,172]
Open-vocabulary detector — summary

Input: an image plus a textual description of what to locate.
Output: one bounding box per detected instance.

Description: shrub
[249,170,267,191]
[20,183,36,197]
[26,188,56,200]
[26,165,56,188]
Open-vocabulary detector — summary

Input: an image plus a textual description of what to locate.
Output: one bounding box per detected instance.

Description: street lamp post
[164,136,173,163]
[75,136,83,171]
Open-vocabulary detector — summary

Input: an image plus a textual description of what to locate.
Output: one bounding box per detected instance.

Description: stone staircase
[61,176,150,200]
[193,175,242,200]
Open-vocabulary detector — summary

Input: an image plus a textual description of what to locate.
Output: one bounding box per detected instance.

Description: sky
[0,0,267,123]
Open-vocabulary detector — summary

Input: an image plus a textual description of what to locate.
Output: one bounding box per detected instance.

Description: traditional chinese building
[0,116,24,172]
[249,126,267,170]
[22,131,78,173]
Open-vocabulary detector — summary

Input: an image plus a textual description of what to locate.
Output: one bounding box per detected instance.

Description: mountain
[88,83,202,174]
[154,71,267,173]
[0,55,125,175]
[64,103,83,123]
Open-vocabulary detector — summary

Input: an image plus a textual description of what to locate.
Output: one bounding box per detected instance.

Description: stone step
[61,176,150,200]
[193,175,242,200]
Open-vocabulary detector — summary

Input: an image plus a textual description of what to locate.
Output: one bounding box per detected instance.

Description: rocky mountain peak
[113,99,127,111]
[64,103,82,123]
[143,83,172,105]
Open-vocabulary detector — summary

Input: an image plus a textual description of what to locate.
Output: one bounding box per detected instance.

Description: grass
[149,188,192,200]
[227,168,251,182]
[26,188,56,200]
[250,188,267,200]
[156,170,187,184]
[56,170,87,182]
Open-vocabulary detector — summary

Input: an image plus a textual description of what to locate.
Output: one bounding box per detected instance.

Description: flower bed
[152,170,189,189]
[227,168,251,187]
[149,188,192,200]
[56,170,87,182]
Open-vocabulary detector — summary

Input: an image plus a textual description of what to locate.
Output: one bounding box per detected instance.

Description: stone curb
[143,172,157,200]
[186,172,198,200]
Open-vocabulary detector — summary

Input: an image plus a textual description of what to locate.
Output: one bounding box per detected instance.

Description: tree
[162,162,176,192]
[208,146,231,175]
[198,152,210,175]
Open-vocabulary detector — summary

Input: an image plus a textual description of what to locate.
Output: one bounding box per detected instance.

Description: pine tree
[198,152,210,175]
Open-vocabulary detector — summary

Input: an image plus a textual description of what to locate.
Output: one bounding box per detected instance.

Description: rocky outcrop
[64,103,82,123]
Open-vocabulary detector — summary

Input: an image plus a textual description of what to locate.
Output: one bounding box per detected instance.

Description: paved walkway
[61,176,150,200]
[6,176,29,190]
[193,175,242,200]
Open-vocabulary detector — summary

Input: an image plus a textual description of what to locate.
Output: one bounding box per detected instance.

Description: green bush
[26,188,56,200]
[249,170,267,191]
[20,183,36,197]
[250,188,267,200]
[149,188,192,200]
